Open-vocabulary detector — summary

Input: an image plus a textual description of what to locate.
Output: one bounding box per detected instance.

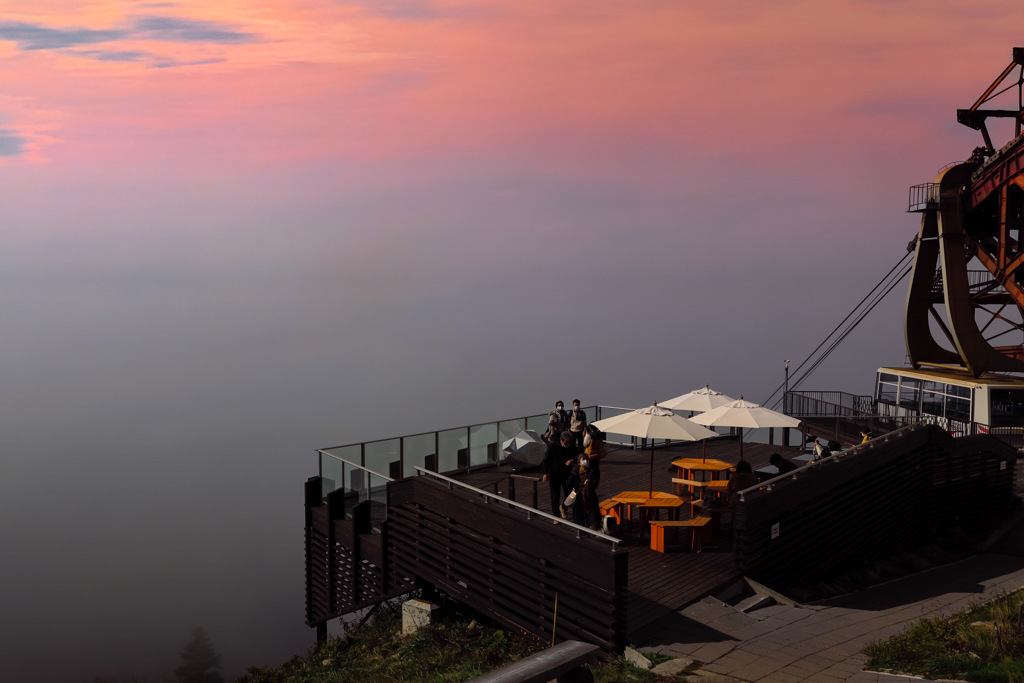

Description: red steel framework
[907,47,1024,376]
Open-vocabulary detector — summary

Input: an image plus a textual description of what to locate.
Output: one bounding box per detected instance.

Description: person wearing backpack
[583,425,606,490]
[565,451,600,529]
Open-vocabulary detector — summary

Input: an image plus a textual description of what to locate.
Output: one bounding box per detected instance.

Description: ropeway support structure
[907,47,1024,377]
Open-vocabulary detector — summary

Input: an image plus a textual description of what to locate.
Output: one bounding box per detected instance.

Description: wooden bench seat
[599,498,622,523]
[650,516,714,553]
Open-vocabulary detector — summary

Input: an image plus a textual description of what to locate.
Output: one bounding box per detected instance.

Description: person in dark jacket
[565,451,600,529]
[727,460,761,498]
[769,452,798,476]
[543,431,577,519]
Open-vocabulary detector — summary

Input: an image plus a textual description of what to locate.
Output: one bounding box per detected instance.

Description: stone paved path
[635,551,1024,682]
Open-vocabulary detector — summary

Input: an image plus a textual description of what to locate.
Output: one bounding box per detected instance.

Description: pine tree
[174,627,224,683]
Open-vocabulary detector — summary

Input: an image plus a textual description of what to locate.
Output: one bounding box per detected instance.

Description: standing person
[543,431,577,520]
[544,401,569,444]
[583,425,606,491]
[568,399,588,450]
[566,451,600,529]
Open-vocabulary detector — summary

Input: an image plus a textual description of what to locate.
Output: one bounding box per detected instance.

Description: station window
[947,396,971,422]
[876,374,976,423]
[899,378,921,410]
[990,390,1024,427]
[877,373,899,404]
[921,386,944,417]
[946,384,971,398]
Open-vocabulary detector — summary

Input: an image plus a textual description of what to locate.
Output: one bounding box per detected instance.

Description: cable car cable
[760,250,914,410]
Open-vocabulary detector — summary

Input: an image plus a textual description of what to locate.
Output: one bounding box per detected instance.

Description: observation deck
[304,402,1016,650]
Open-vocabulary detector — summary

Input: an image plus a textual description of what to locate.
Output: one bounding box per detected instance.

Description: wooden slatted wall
[305,478,412,629]
[305,478,331,626]
[385,477,628,651]
[733,425,1016,591]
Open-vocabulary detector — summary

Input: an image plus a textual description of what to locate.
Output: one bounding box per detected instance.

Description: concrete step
[733,593,775,613]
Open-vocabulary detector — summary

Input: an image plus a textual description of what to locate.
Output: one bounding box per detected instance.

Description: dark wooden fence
[732,424,1017,591]
[305,479,410,638]
[305,475,628,650]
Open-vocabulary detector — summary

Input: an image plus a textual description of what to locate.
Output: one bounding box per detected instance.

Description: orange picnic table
[671,458,733,498]
[603,490,686,532]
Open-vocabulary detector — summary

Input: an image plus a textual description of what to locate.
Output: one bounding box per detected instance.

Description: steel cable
[760,250,915,411]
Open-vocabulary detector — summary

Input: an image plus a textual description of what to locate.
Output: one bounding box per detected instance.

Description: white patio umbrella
[690,396,802,461]
[592,403,717,496]
[660,384,738,462]
[659,384,737,414]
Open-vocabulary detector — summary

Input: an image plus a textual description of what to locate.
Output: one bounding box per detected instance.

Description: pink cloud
[0,0,1019,178]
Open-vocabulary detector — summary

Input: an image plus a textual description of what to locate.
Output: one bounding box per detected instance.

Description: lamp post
[783,359,790,414]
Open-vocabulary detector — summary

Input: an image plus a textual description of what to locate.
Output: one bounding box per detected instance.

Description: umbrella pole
[649,443,655,498]
[702,438,707,463]
[739,431,745,463]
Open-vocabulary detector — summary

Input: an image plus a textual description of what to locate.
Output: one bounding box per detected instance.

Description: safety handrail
[413,467,622,550]
[318,450,395,481]
[736,423,937,501]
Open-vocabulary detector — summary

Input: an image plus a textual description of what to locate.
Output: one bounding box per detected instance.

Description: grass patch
[237,598,700,682]
[864,588,1024,681]
[238,605,541,683]
[642,651,673,666]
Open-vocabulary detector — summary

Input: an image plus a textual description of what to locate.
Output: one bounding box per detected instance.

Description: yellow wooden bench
[650,516,713,553]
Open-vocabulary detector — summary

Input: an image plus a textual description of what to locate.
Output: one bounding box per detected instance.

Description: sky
[2,1,1023,680]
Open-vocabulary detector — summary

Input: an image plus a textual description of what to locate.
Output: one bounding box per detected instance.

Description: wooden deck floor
[451,435,807,635]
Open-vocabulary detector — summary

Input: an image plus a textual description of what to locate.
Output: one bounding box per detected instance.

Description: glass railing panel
[593,405,637,446]
[438,427,468,473]
[319,445,362,498]
[470,423,498,466]
[367,471,389,531]
[347,464,368,501]
[320,455,344,498]
[322,444,361,468]
[498,419,526,443]
[526,413,549,436]
[365,438,400,479]
[402,432,436,478]
[497,419,526,464]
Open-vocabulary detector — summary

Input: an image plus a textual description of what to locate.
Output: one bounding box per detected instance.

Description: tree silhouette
[174,627,224,683]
